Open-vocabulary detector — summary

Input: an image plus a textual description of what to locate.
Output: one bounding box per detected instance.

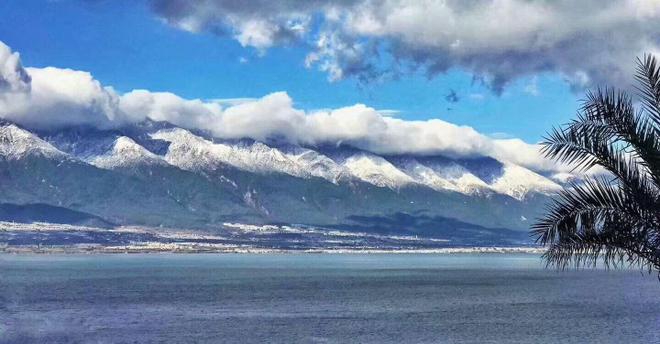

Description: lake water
[0,254,659,343]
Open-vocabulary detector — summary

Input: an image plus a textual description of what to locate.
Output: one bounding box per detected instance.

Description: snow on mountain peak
[148,128,562,199]
[0,124,66,159]
[3,123,562,200]
[90,136,166,169]
[349,155,561,199]
[232,141,310,177]
[395,158,489,194]
[489,163,562,200]
[150,128,230,171]
[342,153,415,189]
[284,148,348,183]
[151,128,312,177]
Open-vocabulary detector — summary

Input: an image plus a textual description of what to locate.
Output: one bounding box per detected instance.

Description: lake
[1,254,659,343]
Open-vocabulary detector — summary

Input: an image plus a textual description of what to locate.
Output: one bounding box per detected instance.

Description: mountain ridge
[0,120,558,241]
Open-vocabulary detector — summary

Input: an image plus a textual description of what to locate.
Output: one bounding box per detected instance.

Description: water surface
[1,254,659,343]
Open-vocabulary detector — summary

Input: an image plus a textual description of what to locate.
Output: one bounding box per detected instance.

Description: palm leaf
[534,54,660,276]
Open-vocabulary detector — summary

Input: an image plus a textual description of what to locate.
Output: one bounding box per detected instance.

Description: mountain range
[0,119,563,244]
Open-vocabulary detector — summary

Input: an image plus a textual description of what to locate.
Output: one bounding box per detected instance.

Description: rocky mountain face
[0,120,560,241]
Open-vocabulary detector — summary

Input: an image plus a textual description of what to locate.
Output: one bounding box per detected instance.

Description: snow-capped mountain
[145,127,560,199]
[151,128,312,178]
[489,163,562,200]
[90,136,166,169]
[0,120,560,237]
[341,153,416,190]
[0,124,66,160]
[391,156,491,195]
[283,147,349,184]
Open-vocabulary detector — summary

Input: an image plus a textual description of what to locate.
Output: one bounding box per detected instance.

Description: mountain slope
[0,124,67,160]
[0,123,257,228]
[90,136,167,169]
[0,121,558,240]
[0,203,114,227]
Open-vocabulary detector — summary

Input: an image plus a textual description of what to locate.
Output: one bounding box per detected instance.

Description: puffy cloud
[120,91,308,143]
[0,41,126,129]
[149,0,320,50]
[0,42,30,93]
[120,90,223,128]
[149,0,660,92]
[24,67,123,128]
[0,40,564,172]
[0,42,31,119]
[117,91,563,171]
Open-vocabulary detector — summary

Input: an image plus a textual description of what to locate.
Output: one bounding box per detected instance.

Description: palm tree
[532,55,660,274]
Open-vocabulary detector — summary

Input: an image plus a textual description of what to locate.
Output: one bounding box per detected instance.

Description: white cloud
[119,90,222,128]
[0,42,30,93]
[149,0,660,92]
[0,41,127,129]
[25,67,124,128]
[208,91,307,142]
[0,40,566,173]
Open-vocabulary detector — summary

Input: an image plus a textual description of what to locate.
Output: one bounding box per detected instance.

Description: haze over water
[1,254,658,343]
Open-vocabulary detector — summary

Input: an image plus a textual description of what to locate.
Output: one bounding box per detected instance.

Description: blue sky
[0,0,586,142]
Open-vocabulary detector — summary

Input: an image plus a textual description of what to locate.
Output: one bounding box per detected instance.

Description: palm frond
[582,87,660,187]
[534,54,660,276]
[541,116,658,209]
[532,177,651,245]
[534,177,660,271]
[635,54,660,126]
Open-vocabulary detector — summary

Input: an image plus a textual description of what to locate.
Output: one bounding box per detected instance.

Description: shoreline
[0,221,541,255]
[0,244,546,255]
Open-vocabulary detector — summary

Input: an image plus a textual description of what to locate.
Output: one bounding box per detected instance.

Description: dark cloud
[151,0,660,93]
[445,89,460,103]
[140,1,660,93]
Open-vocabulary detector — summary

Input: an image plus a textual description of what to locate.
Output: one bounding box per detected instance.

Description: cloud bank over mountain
[0,40,562,172]
[148,0,660,92]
